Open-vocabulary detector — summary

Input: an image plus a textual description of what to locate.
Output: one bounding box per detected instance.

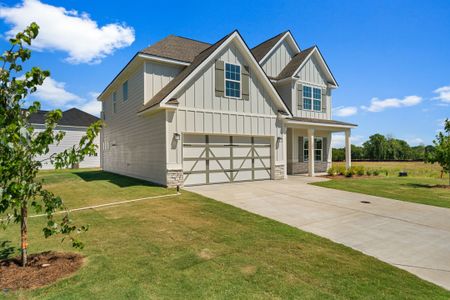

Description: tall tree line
[333,134,433,161]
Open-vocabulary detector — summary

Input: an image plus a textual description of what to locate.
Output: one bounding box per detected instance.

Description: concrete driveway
[186,176,450,290]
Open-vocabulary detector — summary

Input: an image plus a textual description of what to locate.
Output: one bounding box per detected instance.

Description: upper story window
[122,81,128,102]
[301,85,322,112]
[225,63,241,98]
[112,91,117,113]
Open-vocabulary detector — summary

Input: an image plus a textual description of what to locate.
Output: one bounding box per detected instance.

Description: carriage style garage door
[183,135,272,186]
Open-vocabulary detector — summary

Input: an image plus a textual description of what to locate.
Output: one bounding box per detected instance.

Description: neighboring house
[98,30,356,187]
[30,108,101,169]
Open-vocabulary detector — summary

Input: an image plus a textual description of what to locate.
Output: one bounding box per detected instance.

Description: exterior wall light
[277,137,283,143]
[174,133,181,141]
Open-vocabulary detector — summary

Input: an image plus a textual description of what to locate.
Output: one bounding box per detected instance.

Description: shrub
[354,166,365,176]
[373,170,380,176]
[345,170,353,177]
[366,169,373,176]
[336,166,347,175]
[327,167,338,176]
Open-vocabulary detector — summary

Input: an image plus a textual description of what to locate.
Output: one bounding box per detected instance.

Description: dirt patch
[240,265,257,276]
[198,248,214,260]
[0,251,83,291]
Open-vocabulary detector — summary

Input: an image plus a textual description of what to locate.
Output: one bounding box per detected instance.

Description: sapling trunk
[21,203,28,267]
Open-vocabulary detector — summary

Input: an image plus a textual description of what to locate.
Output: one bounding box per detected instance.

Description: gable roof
[251,31,288,62]
[276,46,338,87]
[138,32,233,113]
[29,108,99,127]
[276,46,316,80]
[140,35,211,63]
[139,30,291,115]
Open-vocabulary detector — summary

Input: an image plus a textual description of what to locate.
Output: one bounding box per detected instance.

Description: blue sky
[0,0,449,147]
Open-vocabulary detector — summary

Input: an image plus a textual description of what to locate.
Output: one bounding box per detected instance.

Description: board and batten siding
[260,39,295,78]
[101,64,167,185]
[293,55,332,120]
[34,125,100,169]
[166,40,285,170]
[144,61,183,103]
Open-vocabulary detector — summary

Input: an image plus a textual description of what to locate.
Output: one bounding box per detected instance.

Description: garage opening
[183,135,272,186]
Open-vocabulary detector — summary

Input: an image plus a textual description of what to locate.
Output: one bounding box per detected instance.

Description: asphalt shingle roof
[275,46,315,80]
[29,108,99,127]
[140,35,211,63]
[287,116,357,127]
[138,32,233,113]
[251,31,287,62]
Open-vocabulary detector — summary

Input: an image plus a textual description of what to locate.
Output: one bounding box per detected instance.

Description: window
[225,63,241,98]
[302,85,322,111]
[112,91,117,113]
[302,137,323,162]
[303,86,312,110]
[313,88,321,111]
[122,81,128,101]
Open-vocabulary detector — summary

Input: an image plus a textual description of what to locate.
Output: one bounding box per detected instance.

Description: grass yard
[1,169,449,299]
[314,161,450,209]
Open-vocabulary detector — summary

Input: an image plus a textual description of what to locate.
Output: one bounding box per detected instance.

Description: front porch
[285,117,357,176]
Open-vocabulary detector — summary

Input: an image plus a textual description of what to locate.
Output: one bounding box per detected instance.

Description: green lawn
[314,162,450,209]
[1,170,449,299]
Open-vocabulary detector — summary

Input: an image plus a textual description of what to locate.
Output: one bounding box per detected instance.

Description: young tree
[0,23,102,266]
[426,119,450,185]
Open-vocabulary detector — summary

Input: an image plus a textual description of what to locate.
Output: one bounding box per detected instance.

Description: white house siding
[166,40,285,175]
[34,125,100,169]
[294,55,332,120]
[286,128,331,174]
[144,61,183,103]
[261,39,295,78]
[101,64,167,185]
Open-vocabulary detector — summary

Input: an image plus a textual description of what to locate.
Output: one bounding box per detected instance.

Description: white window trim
[301,84,322,112]
[302,136,323,162]
[224,62,241,99]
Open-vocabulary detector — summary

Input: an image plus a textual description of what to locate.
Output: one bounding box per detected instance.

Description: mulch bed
[321,175,379,179]
[0,251,83,291]
[434,185,450,189]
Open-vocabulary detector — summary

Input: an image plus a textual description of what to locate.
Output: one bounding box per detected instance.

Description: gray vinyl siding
[166,40,285,169]
[144,61,183,102]
[33,124,100,169]
[101,64,167,185]
[275,81,292,112]
[294,56,332,120]
[260,39,295,78]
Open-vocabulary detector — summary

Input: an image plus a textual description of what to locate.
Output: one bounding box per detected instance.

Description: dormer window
[225,63,241,98]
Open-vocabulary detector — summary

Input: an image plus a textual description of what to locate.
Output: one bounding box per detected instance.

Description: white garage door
[183,135,272,186]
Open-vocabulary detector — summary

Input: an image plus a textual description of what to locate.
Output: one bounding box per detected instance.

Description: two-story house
[98,30,356,187]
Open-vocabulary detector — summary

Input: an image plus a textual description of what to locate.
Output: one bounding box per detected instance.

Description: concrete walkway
[186,176,450,290]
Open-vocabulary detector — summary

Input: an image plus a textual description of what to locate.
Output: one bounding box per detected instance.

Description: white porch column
[308,128,315,176]
[345,128,351,169]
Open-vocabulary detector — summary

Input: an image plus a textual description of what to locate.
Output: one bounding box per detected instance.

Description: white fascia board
[291,47,338,88]
[259,31,301,64]
[137,53,190,66]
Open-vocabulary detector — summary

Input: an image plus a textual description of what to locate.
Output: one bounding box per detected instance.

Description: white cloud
[433,85,450,103]
[0,0,135,64]
[331,133,364,148]
[79,92,101,116]
[33,77,82,106]
[27,77,100,116]
[333,106,358,117]
[407,137,424,146]
[361,95,422,112]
